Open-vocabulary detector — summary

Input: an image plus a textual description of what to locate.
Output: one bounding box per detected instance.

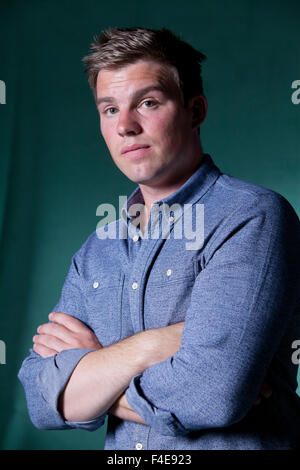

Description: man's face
[96,59,195,187]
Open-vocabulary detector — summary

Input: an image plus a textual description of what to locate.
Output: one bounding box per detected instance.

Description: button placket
[128,236,162,333]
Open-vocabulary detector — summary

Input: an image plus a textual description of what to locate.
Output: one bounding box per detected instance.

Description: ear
[189,94,207,129]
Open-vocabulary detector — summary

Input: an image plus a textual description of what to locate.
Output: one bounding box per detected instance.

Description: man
[18,27,300,449]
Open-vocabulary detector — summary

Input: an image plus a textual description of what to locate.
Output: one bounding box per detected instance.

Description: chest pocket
[144,258,201,329]
[84,273,124,347]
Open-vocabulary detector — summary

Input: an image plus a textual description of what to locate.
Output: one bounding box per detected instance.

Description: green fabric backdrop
[0,0,299,450]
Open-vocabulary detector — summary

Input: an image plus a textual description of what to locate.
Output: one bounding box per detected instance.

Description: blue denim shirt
[18,154,300,449]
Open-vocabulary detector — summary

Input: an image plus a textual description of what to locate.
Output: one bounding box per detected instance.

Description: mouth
[121,144,150,155]
[121,145,151,159]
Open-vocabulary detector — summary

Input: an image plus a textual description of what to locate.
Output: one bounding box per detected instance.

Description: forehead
[96,60,179,98]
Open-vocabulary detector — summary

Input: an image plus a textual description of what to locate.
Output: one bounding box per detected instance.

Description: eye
[141,100,157,108]
[105,107,118,115]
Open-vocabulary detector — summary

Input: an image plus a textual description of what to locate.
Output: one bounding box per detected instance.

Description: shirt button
[136,443,143,450]
[166,269,172,277]
[133,235,139,242]
[132,282,138,290]
[93,281,99,289]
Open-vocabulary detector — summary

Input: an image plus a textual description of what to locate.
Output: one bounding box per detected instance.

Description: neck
[138,143,204,231]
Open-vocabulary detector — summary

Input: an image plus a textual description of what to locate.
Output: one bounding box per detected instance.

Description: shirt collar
[121,154,221,226]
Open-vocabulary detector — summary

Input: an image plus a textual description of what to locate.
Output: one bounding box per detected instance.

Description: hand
[32,311,102,358]
[108,392,146,424]
[253,381,272,406]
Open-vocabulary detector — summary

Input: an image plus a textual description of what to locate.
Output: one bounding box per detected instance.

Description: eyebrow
[96,85,167,107]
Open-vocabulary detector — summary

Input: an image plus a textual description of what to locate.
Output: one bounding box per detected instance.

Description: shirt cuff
[38,348,106,431]
[64,416,106,431]
[125,374,188,437]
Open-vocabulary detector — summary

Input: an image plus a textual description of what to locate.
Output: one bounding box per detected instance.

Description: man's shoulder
[214,171,297,216]
[216,172,279,199]
[205,171,300,246]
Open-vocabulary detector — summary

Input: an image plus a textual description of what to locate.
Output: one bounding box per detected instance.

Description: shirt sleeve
[125,193,300,436]
[17,249,106,431]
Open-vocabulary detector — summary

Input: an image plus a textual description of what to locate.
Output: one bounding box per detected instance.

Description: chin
[127,175,151,184]
[118,161,166,185]
[120,168,157,185]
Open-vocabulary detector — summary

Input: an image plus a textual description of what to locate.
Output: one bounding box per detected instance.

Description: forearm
[106,322,185,424]
[58,329,159,423]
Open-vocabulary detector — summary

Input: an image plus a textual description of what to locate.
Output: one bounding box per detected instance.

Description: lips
[121,144,150,154]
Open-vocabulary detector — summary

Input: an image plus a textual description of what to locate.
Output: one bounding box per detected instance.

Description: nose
[117,110,142,137]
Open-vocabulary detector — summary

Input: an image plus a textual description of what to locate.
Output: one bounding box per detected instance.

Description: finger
[37,322,77,345]
[33,342,58,358]
[33,333,71,353]
[49,312,89,333]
